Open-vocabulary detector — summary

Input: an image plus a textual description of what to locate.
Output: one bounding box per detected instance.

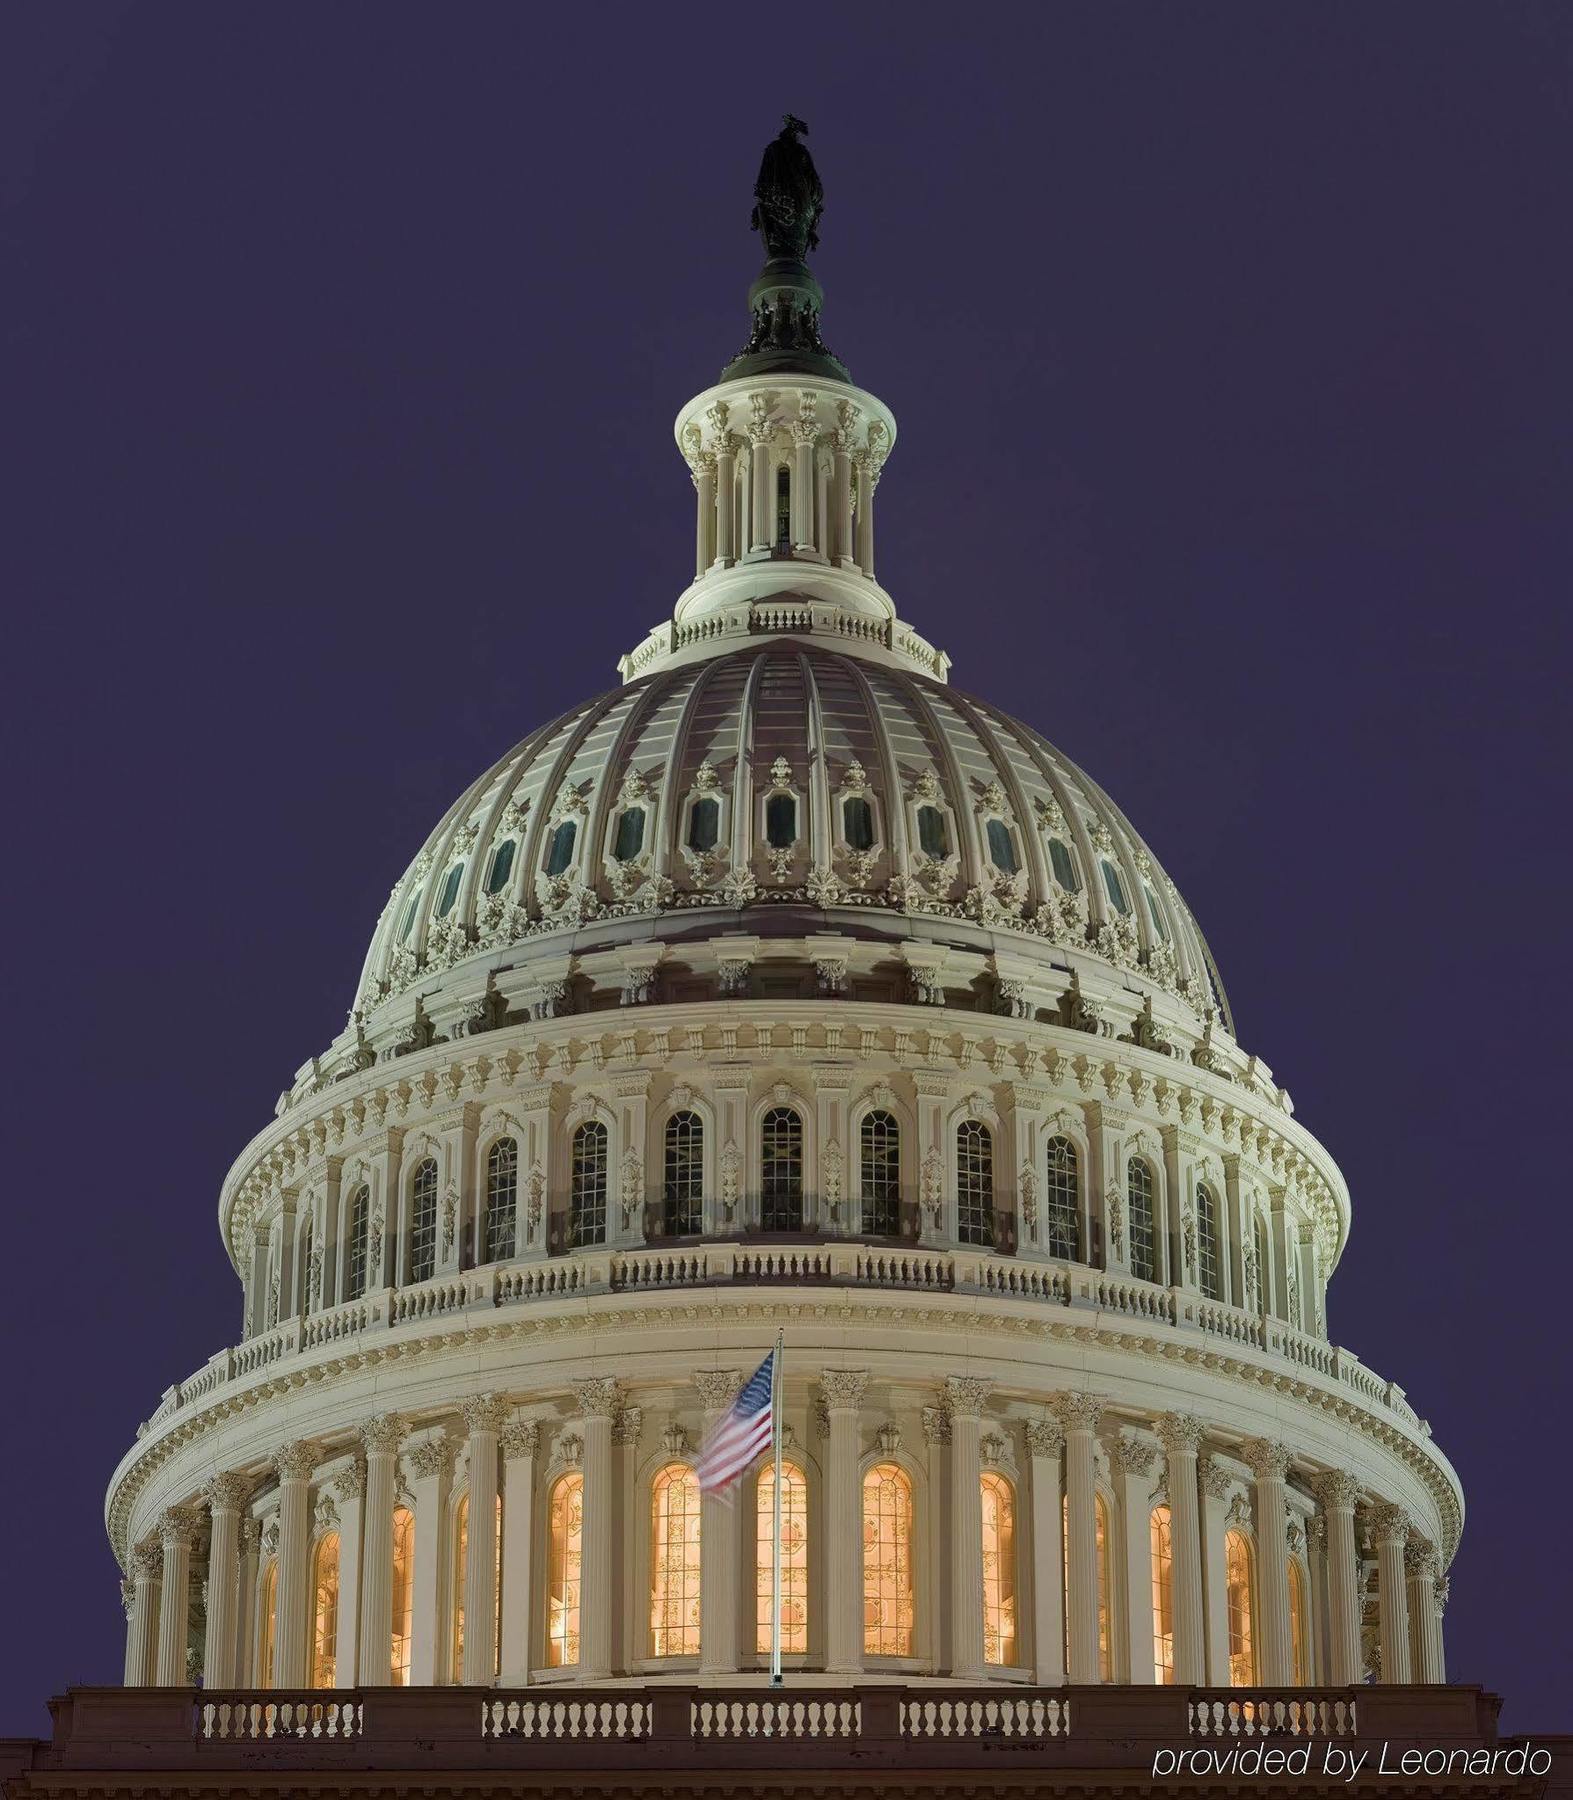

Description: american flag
[696,1351,775,1495]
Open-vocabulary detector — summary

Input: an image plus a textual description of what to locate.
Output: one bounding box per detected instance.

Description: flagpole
[770,1327,784,1687]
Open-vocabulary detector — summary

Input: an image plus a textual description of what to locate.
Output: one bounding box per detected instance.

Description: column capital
[1404,1540,1439,1580]
[1113,1432,1157,1476]
[158,1505,204,1548]
[819,1368,869,1411]
[573,1376,623,1418]
[1433,1574,1451,1611]
[333,1459,367,1499]
[693,1369,742,1411]
[131,1540,163,1581]
[201,1473,251,1514]
[406,1433,455,1480]
[240,1517,262,1556]
[1025,1418,1065,1458]
[944,1374,992,1418]
[1241,1437,1291,1481]
[1155,1412,1208,1455]
[461,1391,512,1436]
[1313,1467,1362,1512]
[1370,1502,1412,1545]
[359,1413,407,1457]
[120,1575,136,1621]
[921,1404,951,1446]
[1050,1391,1106,1434]
[1199,1455,1233,1500]
[270,1439,318,1483]
[500,1419,540,1460]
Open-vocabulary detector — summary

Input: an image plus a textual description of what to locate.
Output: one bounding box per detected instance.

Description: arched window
[452,1491,502,1680]
[1225,1529,1257,1685]
[843,795,875,851]
[1064,1491,1113,1679]
[569,1120,608,1248]
[687,796,720,854]
[1196,1183,1222,1301]
[956,1118,994,1248]
[1045,1136,1081,1262]
[345,1185,371,1300]
[862,1462,914,1657]
[1288,1557,1309,1684]
[1100,859,1129,914]
[1128,1158,1157,1283]
[761,1106,803,1232]
[663,1110,704,1236]
[546,1471,584,1667]
[258,1558,277,1689]
[408,1158,438,1285]
[756,1460,808,1655]
[765,792,797,849]
[485,1137,518,1263]
[1048,837,1079,891]
[390,1506,414,1686]
[544,819,578,877]
[1151,1504,1174,1684]
[436,861,465,918]
[650,1463,702,1657]
[985,817,1018,875]
[917,805,949,858]
[980,1471,1016,1666]
[310,1531,339,1688]
[484,838,516,895]
[859,1110,901,1237]
[613,806,646,862]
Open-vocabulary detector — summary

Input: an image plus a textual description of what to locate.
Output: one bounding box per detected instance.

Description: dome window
[1048,837,1080,892]
[765,792,798,849]
[843,795,875,851]
[436,863,465,918]
[613,806,646,862]
[985,818,1019,876]
[1143,884,1169,942]
[545,819,578,877]
[917,805,949,858]
[484,839,516,896]
[397,891,421,943]
[1100,859,1129,914]
[687,796,720,854]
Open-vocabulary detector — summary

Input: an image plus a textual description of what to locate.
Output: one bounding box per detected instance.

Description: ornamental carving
[1155,1413,1207,1456]
[1025,1419,1064,1458]
[822,1137,844,1217]
[526,1162,545,1235]
[1313,1468,1361,1512]
[461,1392,512,1436]
[1105,1184,1125,1258]
[314,1494,339,1532]
[1242,1438,1291,1480]
[945,1374,992,1417]
[201,1473,251,1513]
[441,1182,458,1257]
[158,1506,204,1548]
[1113,1434,1156,1476]
[876,1421,902,1456]
[1018,1163,1038,1231]
[612,1406,643,1445]
[1050,1392,1105,1434]
[1226,1493,1251,1529]
[921,1404,951,1446]
[406,1436,454,1480]
[719,1140,742,1220]
[1181,1204,1197,1276]
[500,1420,539,1460]
[661,1423,690,1457]
[1370,1502,1412,1544]
[979,1432,1006,1468]
[819,1369,868,1411]
[620,1148,644,1229]
[693,1369,741,1412]
[555,1432,584,1469]
[920,1145,944,1225]
[271,1440,317,1483]
[574,1377,622,1418]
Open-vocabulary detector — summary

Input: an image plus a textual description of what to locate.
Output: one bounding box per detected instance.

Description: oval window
[1048,837,1079,891]
[986,818,1018,876]
[843,795,875,851]
[398,891,421,942]
[613,806,646,862]
[1101,860,1129,914]
[484,838,516,895]
[436,862,464,918]
[687,796,720,854]
[1144,885,1169,941]
[545,819,578,877]
[917,805,949,858]
[766,792,798,849]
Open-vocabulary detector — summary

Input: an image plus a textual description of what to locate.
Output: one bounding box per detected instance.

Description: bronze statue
[750,115,823,261]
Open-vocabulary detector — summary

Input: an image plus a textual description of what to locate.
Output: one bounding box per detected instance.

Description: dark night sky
[2,1,1569,1733]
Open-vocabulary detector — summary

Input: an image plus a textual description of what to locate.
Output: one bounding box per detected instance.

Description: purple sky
[3,2,1568,1735]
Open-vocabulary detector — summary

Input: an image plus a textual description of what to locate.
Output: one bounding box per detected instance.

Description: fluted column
[271,1442,316,1688]
[822,1369,868,1674]
[692,452,717,577]
[854,458,878,577]
[235,1519,260,1685]
[1115,1435,1158,1683]
[1155,1415,1207,1683]
[814,450,831,558]
[709,404,737,566]
[1405,1542,1443,1682]
[946,1376,991,1680]
[790,403,817,551]
[574,1378,620,1679]
[1199,1458,1233,1683]
[156,1507,202,1687]
[1432,1575,1449,1683]
[1026,1419,1066,1684]
[200,1476,248,1689]
[830,428,854,566]
[461,1394,508,1684]
[405,1434,453,1685]
[1371,1504,1412,1683]
[748,395,775,553]
[499,1421,539,1684]
[1052,1392,1105,1682]
[694,1370,742,1674]
[124,1542,162,1686]
[356,1415,404,1685]
[1243,1440,1293,1684]
[331,1462,365,1687]
[1313,1470,1362,1684]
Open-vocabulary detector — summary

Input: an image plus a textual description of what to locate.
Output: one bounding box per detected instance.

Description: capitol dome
[109,119,1458,1714]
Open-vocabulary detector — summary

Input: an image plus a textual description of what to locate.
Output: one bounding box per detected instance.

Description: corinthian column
[708,403,737,567]
[1242,1440,1293,1684]
[1405,1541,1443,1682]
[156,1507,203,1687]
[1432,1575,1450,1683]
[748,395,775,552]
[1114,1435,1158,1684]
[357,1415,405,1685]
[821,1369,868,1674]
[499,1420,539,1684]
[405,1434,453,1685]
[1370,1504,1412,1683]
[1052,1392,1106,1682]
[574,1378,620,1680]
[124,1541,162,1686]
[1313,1469,1362,1684]
[1026,1419,1065,1684]
[200,1476,249,1689]
[461,1393,509,1684]
[790,401,817,551]
[694,1370,743,1675]
[1155,1415,1207,1684]
[271,1441,317,1688]
[946,1376,992,1680]
[692,452,717,577]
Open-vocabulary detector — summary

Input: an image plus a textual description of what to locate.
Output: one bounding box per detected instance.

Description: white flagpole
[770,1328,784,1687]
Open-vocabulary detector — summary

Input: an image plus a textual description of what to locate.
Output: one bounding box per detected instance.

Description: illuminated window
[569,1120,608,1248]
[956,1118,994,1247]
[663,1110,704,1236]
[1196,1183,1222,1301]
[484,838,515,895]
[258,1558,277,1689]
[1128,1158,1157,1282]
[761,1106,803,1232]
[408,1158,438,1284]
[980,1471,1016,1666]
[1061,1492,1113,1680]
[1289,1557,1309,1684]
[756,1460,809,1655]
[1225,1529,1257,1685]
[390,1507,414,1686]
[544,820,577,877]
[485,1136,518,1263]
[1151,1505,1174,1683]
[862,1462,914,1657]
[859,1110,901,1237]
[310,1532,339,1688]
[547,1471,584,1667]
[345,1184,371,1300]
[650,1463,703,1657]
[1045,1136,1080,1261]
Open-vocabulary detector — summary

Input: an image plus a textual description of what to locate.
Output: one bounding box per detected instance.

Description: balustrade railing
[198,1696,362,1740]
[1189,1692,1358,1738]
